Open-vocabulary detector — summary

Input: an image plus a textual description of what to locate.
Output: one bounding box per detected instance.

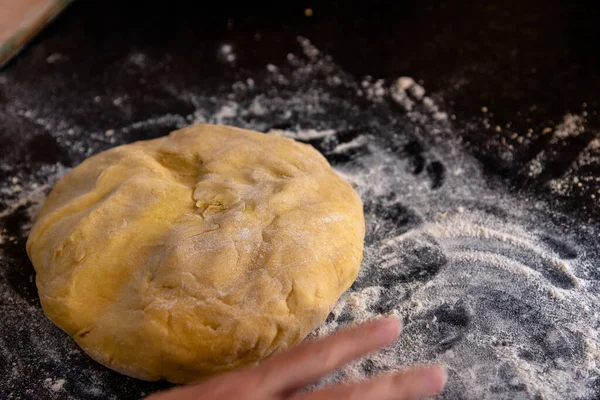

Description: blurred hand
[145,316,446,400]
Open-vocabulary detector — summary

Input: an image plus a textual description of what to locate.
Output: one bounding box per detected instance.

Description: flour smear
[0,37,599,400]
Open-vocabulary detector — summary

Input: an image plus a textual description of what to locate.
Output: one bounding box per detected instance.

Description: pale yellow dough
[26,124,365,383]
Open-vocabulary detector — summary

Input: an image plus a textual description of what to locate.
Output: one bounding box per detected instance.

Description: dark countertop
[1,1,599,399]
[2,0,600,219]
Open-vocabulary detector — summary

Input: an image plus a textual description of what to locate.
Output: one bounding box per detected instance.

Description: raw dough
[26,124,365,383]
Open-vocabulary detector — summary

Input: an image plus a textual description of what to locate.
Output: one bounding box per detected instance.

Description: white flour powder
[0,36,599,400]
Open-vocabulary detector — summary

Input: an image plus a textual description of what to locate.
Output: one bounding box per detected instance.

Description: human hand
[145,316,447,400]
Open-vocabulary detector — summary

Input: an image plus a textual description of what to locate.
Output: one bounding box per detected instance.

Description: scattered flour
[43,378,66,392]
[270,128,337,141]
[552,114,585,140]
[218,43,237,64]
[331,135,370,154]
[1,36,599,400]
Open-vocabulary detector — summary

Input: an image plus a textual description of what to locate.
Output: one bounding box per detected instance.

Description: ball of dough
[26,124,365,383]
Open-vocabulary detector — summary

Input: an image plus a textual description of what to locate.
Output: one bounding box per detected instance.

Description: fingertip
[375,315,402,344]
[436,364,448,388]
[384,313,402,328]
[420,364,448,395]
[386,314,403,334]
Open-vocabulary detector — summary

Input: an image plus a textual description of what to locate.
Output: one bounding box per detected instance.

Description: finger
[298,364,447,400]
[144,384,201,400]
[258,316,401,393]
[144,370,260,400]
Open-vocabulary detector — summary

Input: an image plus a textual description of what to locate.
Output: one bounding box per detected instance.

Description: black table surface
[1,1,599,399]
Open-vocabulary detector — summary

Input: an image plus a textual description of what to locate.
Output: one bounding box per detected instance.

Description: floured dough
[26,124,365,383]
